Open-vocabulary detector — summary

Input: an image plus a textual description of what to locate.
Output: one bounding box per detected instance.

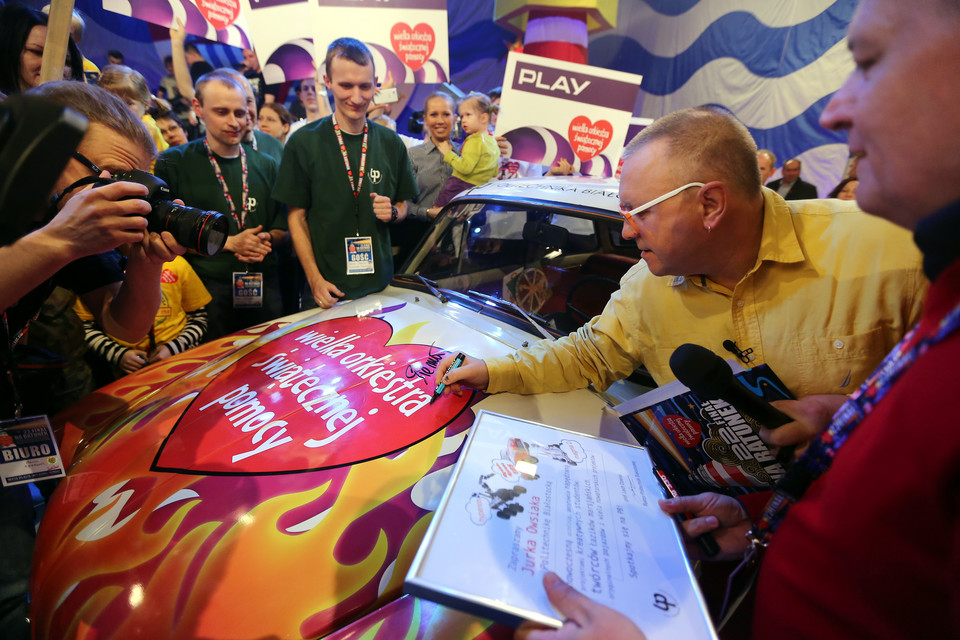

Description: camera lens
[150,201,228,256]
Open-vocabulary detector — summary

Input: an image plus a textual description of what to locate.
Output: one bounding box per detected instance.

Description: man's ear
[192,97,202,121]
[698,181,728,229]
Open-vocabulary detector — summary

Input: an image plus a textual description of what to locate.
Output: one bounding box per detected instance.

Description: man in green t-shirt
[274,37,418,308]
[155,71,288,340]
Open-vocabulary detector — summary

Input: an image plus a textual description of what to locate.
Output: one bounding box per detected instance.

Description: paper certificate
[406,411,716,639]
[495,52,642,178]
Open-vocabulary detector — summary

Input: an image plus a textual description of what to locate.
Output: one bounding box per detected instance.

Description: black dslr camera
[96,170,228,257]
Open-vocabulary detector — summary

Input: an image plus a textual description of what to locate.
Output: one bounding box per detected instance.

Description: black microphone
[669,343,791,429]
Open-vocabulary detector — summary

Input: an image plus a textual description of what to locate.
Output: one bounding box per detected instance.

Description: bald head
[624,107,761,199]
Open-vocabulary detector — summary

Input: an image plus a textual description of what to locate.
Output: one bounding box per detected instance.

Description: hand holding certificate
[405,411,717,639]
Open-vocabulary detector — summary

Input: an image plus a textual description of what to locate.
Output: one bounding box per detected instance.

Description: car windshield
[400,201,641,334]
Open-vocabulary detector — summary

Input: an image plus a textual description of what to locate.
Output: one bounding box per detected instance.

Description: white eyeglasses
[619,182,705,232]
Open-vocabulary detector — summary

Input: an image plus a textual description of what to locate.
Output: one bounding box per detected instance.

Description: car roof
[450,177,622,220]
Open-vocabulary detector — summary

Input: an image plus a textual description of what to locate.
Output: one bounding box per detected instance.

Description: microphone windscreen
[669,343,733,398]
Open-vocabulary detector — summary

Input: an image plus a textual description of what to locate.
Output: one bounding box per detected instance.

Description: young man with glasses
[438,106,926,404]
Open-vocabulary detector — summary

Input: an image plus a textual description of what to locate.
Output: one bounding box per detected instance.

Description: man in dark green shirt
[274,37,417,308]
[155,71,287,340]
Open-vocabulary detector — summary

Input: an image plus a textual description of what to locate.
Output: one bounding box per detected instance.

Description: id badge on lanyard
[345,236,375,275]
[233,271,264,307]
[333,114,375,277]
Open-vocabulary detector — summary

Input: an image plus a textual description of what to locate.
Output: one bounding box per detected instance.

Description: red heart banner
[390,22,436,71]
[153,317,470,475]
[196,0,240,31]
[568,116,614,162]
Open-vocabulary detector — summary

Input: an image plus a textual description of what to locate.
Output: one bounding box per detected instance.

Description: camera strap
[204,140,249,230]
[50,175,102,211]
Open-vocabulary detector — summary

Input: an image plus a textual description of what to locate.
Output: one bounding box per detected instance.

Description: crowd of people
[1,0,957,638]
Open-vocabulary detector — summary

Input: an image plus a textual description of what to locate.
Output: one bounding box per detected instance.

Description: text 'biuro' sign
[495,52,642,178]
[153,316,470,474]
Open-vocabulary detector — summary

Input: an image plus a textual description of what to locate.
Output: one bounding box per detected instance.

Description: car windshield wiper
[467,290,555,341]
[394,273,450,303]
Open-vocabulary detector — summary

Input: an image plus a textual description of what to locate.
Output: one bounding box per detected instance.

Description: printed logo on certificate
[0,415,66,487]
[345,236,375,275]
[233,271,264,308]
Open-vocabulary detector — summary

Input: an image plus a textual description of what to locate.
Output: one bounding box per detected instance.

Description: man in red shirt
[516,0,960,638]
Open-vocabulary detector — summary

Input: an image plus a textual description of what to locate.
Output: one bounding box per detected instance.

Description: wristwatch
[390,206,399,222]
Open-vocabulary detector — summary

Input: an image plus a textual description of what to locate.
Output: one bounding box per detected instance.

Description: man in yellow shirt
[439,107,926,399]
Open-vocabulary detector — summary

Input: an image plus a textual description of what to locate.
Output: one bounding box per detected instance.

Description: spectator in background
[75,254,211,381]
[258,102,292,145]
[155,71,287,340]
[240,47,276,107]
[767,158,818,200]
[106,49,124,66]
[287,73,331,137]
[40,4,99,83]
[184,44,213,83]
[434,92,499,208]
[757,148,776,184]
[219,67,284,164]
[828,177,859,201]
[274,37,417,308]
[156,54,199,137]
[154,110,190,148]
[0,4,83,95]
[98,64,168,154]
[397,91,458,267]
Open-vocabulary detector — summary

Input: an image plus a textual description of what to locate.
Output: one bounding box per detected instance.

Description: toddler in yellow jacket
[434,92,499,208]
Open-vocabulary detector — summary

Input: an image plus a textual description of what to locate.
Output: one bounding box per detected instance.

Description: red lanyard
[203,140,249,229]
[332,113,368,199]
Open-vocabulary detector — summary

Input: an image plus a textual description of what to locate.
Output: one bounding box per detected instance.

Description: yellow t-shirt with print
[74,256,211,350]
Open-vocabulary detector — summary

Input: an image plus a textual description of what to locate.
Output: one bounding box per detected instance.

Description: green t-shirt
[249,130,284,165]
[155,139,287,283]
[273,117,418,299]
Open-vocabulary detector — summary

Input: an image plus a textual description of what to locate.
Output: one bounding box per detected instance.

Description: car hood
[31,288,618,640]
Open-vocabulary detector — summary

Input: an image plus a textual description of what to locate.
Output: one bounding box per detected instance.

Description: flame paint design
[31,317,486,639]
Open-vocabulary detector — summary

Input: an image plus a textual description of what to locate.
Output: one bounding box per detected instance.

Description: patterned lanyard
[203,140,249,229]
[750,295,960,546]
[332,113,368,200]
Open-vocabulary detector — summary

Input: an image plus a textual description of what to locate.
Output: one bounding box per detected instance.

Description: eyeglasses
[619,182,705,233]
[72,151,102,176]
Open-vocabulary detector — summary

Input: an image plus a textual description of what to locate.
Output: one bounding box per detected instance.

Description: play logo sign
[568,116,613,162]
[153,317,470,475]
[390,22,435,71]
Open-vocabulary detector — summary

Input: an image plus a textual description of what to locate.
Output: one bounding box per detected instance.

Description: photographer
[0,82,185,638]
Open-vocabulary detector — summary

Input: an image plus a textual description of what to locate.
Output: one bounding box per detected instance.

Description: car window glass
[405,202,640,333]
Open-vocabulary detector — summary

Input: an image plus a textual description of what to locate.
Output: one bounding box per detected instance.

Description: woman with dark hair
[0,4,83,95]
[828,177,859,201]
[258,101,293,144]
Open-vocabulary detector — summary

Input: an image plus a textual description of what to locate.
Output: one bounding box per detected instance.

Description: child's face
[459,101,488,135]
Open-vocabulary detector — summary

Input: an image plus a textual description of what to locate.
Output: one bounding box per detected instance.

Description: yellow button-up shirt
[486,190,927,397]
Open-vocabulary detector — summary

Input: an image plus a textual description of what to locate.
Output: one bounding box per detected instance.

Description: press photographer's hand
[44,179,153,259]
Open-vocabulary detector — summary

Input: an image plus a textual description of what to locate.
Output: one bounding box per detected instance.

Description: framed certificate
[405,410,717,639]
